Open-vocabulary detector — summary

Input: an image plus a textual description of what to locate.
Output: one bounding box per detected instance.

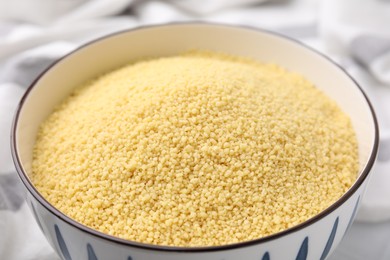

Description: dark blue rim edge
[10,21,379,253]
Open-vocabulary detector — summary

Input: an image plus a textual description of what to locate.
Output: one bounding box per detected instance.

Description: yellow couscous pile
[32,51,358,247]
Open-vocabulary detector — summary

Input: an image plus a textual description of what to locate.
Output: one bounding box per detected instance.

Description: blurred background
[0,0,389,259]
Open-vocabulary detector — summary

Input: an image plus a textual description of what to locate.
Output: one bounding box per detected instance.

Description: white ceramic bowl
[11,23,378,260]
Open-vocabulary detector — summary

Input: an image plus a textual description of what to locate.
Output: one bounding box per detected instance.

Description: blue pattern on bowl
[87,243,98,260]
[320,217,339,260]
[296,237,308,260]
[346,196,360,232]
[55,224,72,260]
[262,251,270,260]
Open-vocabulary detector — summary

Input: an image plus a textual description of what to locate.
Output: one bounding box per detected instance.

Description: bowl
[11,23,378,260]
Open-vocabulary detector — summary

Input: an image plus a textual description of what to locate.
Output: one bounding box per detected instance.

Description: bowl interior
[14,23,376,197]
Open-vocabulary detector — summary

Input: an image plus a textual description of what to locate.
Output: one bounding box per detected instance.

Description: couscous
[32,51,358,246]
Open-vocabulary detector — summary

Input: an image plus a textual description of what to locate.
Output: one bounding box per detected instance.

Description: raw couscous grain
[31,51,359,246]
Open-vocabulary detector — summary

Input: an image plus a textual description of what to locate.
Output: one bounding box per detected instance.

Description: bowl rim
[11,21,379,252]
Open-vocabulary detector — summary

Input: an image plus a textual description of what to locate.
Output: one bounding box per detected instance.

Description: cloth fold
[0,0,389,259]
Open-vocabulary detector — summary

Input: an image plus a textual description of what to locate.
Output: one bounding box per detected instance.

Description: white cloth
[320,0,390,222]
[0,0,389,259]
